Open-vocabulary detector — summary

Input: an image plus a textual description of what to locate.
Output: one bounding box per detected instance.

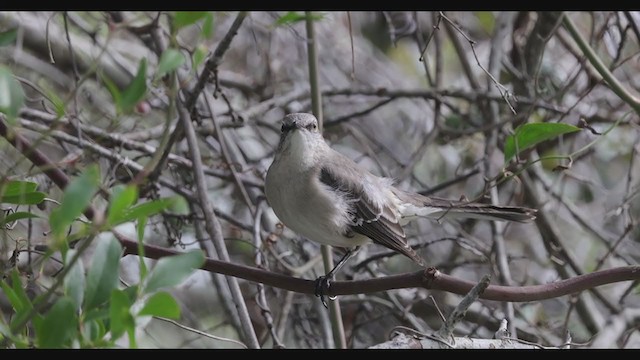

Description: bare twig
[435,274,491,341]
[485,11,518,338]
[191,212,244,341]
[440,12,517,114]
[347,11,355,80]
[19,108,264,189]
[187,12,248,110]
[155,317,248,349]
[623,11,640,44]
[563,13,640,114]
[252,202,285,348]
[204,89,256,215]
[323,87,563,114]
[17,118,254,231]
[305,10,345,349]
[175,92,259,347]
[153,12,249,190]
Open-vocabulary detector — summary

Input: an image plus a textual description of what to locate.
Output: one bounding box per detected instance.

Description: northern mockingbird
[265,113,536,304]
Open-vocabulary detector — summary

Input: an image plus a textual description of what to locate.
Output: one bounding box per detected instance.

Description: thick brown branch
[117,235,640,301]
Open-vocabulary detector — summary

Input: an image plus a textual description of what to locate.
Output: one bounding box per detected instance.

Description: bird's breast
[265,166,368,248]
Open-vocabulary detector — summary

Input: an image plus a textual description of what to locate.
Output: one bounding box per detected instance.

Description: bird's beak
[281,122,299,134]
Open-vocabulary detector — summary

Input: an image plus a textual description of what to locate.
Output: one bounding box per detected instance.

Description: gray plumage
[265,113,536,266]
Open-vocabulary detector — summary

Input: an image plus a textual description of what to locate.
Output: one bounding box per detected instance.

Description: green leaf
[49,164,100,240]
[138,291,180,319]
[156,48,185,80]
[83,237,123,310]
[168,195,189,215]
[0,270,32,315]
[109,289,134,341]
[173,11,208,31]
[101,73,122,113]
[0,65,25,124]
[143,250,205,294]
[39,81,66,117]
[504,123,581,162]
[0,211,40,228]
[63,250,85,311]
[474,12,495,34]
[0,282,21,314]
[0,322,14,341]
[0,28,18,47]
[1,180,38,196]
[34,297,77,348]
[119,197,176,224]
[201,13,214,39]
[83,307,110,323]
[192,45,207,70]
[137,216,147,243]
[107,184,138,226]
[0,192,46,205]
[120,59,148,114]
[136,216,148,280]
[81,319,106,343]
[275,12,323,26]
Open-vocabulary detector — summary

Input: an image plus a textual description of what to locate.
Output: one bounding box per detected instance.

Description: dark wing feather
[319,166,424,266]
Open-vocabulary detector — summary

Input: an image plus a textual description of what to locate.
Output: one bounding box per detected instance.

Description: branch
[187,12,248,110]
[370,332,551,349]
[117,237,640,302]
[19,108,264,189]
[562,13,640,115]
[305,10,345,349]
[435,274,491,340]
[17,117,254,232]
[322,87,564,114]
[175,91,260,348]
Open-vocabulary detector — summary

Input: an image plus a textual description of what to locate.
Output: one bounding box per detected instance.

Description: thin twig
[305,10,346,349]
[62,12,80,81]
[19,108,264,189]
[323,87,563,113]
[155,317,248,348]
[252,201,285,348]
[17,118,253,231]
[175,89,260,347]
[324,98,395,128]
[563,13,640,114]
[188,12,248,110]
[347,12,355,80]
[484,11,517,338]
[435,274,491,341]
[623,11,640,44]
[440,12,517,114]
[154,12,249,190]
[204,89,256,215]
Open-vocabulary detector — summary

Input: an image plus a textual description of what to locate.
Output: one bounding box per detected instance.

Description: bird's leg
[315,246,360,308]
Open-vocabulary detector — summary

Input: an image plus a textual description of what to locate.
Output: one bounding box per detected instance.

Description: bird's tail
[393,190,537,223]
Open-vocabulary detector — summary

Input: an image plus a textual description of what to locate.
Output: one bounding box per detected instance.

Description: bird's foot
[314,275,337,309]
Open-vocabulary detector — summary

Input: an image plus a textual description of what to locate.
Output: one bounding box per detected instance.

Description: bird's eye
[281,124,285,133]
[307,123,317,131]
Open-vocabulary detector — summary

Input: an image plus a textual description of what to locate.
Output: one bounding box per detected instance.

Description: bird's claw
[314,275,336,308]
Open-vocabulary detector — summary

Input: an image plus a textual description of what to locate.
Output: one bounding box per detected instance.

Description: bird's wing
[318,154,424,266]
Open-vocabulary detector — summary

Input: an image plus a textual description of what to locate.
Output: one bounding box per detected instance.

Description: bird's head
[276,113,321,154]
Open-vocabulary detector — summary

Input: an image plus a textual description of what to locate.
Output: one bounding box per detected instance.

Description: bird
[265,113,536,305]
